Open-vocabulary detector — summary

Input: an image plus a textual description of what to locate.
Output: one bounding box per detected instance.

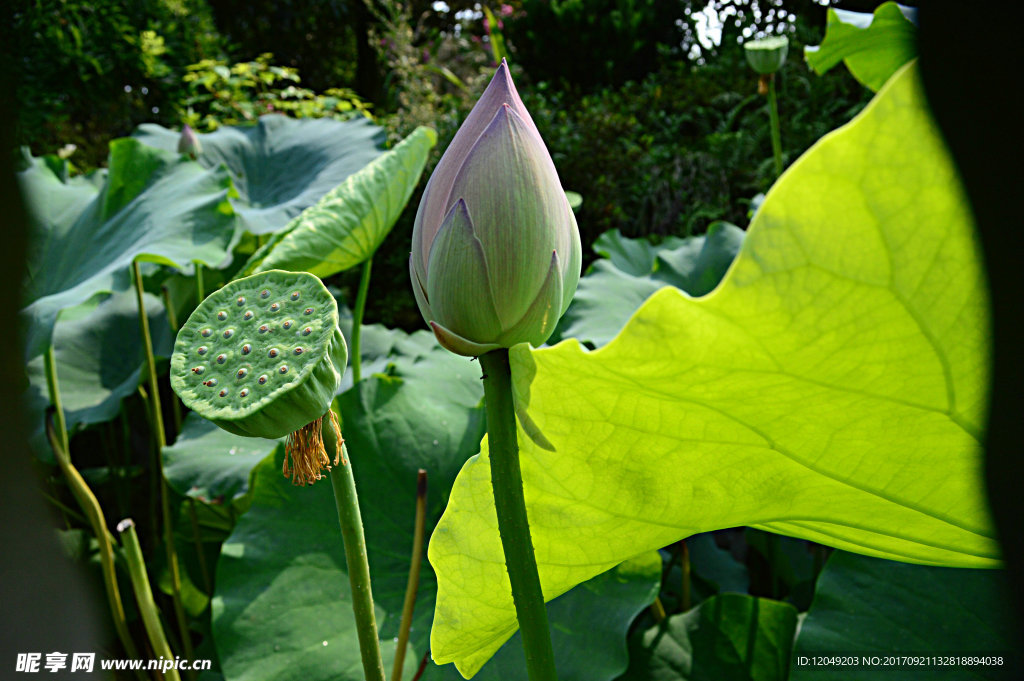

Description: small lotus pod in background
[170,270,348,485]
[744,35,790,75]
[177,124,202,160]
[410,59,582,357]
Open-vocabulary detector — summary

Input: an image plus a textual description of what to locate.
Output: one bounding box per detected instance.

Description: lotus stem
[195,263,205,304]
[42,374,143,678]
[187,497,213,595]
[161,285,184,435]
[650,597,667,622]
[681,540,691,611]
[324,411,386,681]
[132,261,194,670]
[391,469,428,681]
[118,519,182,681]
[351,257,373,383]
[768,74,783,179]
[479,349,558,681]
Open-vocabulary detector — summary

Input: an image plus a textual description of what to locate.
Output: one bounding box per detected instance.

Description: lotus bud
[177,124,202,160]
[410,59,582,357]
[744,35,790,75]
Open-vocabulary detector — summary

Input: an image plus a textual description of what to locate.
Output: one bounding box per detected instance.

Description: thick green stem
[118,519,182,681]
[132,261,194,671]
[478,349,557,681]
[351,257,373,383]
[43,387,143,678]
[324,416,386,681]
[767,74,783,179]
[391,469,427,681]
[195,263,205,304]
[161,285,183,436]
[681,540,691,611]
[187,498,213,595]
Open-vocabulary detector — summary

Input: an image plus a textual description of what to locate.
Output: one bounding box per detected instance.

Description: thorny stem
[43,402,144,680]
[118,519,182,681]
[767,74,784,179]
[351,257,373,383]
[391,469,428,681]
[479,349,558,681]
[132,261,194,673]
[324,410,386,681]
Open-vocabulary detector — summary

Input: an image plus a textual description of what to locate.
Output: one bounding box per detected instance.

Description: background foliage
[16,3,1014,681]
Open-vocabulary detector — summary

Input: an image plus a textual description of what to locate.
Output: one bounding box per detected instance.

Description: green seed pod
[744,35,790,75]
[170,270,347,442]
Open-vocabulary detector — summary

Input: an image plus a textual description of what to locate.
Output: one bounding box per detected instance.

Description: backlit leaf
[428,62,995,676]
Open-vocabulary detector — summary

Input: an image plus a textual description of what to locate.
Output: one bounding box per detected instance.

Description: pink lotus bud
[177,124,202,160]
[410,60,581,356]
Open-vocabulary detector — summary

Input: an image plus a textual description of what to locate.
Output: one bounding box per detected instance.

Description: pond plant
[411,59,582,680]
[170,270,386,681]
[19,4,1015,680]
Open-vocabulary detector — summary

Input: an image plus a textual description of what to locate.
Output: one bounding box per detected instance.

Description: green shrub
[181,53,373,131]
[9,0,223,168]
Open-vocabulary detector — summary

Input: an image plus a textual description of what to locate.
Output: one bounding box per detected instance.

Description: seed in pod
[169,270,348,487]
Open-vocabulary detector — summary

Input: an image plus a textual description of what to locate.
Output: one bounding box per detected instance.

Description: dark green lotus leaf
[552,224,744,346]
[622,593,798,681]
[171,271,347,439]
[19,140,237,360]
[212,347,485,681]
[249,126,437,277]
[662,534,750,610]
[791,551,1019,681]
[133,115,386,235]
[24,287,172,459]
[591,229,688,277]
[804,2,917,91]
[163,411,282,501]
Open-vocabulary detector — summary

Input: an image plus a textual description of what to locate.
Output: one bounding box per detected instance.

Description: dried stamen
[282,410,343,486]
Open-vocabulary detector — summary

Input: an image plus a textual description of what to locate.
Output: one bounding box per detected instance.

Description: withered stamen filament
[282,409,343,486]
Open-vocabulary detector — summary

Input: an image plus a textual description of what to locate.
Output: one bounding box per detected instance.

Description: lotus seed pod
[170,270,347,441]
[744,35,789,75]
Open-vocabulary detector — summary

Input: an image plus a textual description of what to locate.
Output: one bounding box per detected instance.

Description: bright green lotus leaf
[428,62,995,676]
[213,344,659,680]
[134,115,385,235]
[550,223,744,346]
[791,551,1018,681]
[421,552,661,681]
[621,594,798,681]
[805,2,917,91]
[249,126,437,277]
[163,411,282,502]
[23,287,172,459]
[19,139,237,360]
